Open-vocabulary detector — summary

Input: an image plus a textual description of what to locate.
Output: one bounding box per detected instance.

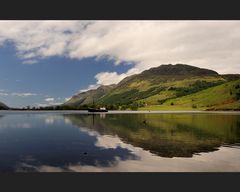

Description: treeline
[230,84,240,100]
[157,80,224,105]
[9,101,146,111]
[82,101,145,111]
[98,86,166,105]
[170,80,224,97]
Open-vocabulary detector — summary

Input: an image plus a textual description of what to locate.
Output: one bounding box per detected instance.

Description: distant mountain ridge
[64,84,116,107]
[64,64,240,110]
[0,102,9,110]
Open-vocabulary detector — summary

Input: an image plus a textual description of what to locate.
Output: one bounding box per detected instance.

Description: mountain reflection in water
[64,113,240,158]
[0,112,239,172]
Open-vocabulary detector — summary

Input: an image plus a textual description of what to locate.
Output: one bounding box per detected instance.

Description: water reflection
[0,114,138,172]
[64,113,240,158]
[0,112,239,172]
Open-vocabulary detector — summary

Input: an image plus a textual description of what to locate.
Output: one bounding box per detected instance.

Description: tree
[130,102,139,110]
[121,105,128,110]
[138,101,145,108]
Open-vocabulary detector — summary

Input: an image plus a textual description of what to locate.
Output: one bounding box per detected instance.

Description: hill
[64,64,240,110]
[97,64,224,106]
[64,84,116,108]
[0,102,9,110]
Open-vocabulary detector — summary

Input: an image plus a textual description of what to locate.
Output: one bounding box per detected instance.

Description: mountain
[64,84,116,107]
[0,102,9,110]
[64,64,240,110]
[97,64,224,105]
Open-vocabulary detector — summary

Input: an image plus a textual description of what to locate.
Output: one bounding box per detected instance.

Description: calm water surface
[0,111,240,172]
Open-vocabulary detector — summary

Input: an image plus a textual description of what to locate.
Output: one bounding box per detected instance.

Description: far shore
[0,110,240,114]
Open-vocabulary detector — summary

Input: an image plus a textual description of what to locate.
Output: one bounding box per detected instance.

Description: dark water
[0,111,240,172]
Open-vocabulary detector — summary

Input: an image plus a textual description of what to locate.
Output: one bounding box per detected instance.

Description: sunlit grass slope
[140,79,240,110]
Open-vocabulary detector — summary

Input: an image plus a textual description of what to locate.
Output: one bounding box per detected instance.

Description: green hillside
[64,84,116,107]
[141,79,240,111]
[64,64,240,111]
[98,64,222,104]
[99,75,225,105]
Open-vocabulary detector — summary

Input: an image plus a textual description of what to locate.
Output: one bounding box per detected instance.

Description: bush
[130,102,139,110]
[121,105,128,110]
[192,104,197,108]
[157,99,167,104]
[168,87,176,91]
[236,91,240,100]
[107,104,119,110]
[138,101,145,108]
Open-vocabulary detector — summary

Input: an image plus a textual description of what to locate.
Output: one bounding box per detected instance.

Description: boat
[88,107,108,112]
[88,97,108,112]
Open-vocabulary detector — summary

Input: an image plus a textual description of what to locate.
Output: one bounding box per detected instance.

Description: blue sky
[0,42,132,107]
[0,21,240,107]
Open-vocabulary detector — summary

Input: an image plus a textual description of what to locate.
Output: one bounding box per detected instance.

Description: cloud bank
[0,91,37,97]
[45,97,55,102]
[11,92,37,97]
[0,20,240,89]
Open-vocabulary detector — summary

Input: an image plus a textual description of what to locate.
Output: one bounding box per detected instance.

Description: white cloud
[0,20,240,90]
[0,92,8,96]
[0,20,90,62]
[0,90,37,97]
[48,102,63,106]
[45,97,54,102]
[37,103,48,107]
[42,97,63,106]
[11,92,37,97]
[67,21,240,74]
[22,59,37,64]
[37,101,63,107]
[95,72,127,85]
[0,89,8,96]
[79,84,101,93]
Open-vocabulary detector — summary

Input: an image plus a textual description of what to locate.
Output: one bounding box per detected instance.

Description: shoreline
[1,110,240,114]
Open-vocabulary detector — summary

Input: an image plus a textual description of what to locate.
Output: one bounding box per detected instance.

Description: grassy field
[140,79,240,111]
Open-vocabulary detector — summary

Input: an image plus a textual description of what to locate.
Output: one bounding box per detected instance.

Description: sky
[0,20,240,107]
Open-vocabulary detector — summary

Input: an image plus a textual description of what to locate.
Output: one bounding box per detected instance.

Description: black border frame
[1,0,240,20]
[1,172,240,191]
